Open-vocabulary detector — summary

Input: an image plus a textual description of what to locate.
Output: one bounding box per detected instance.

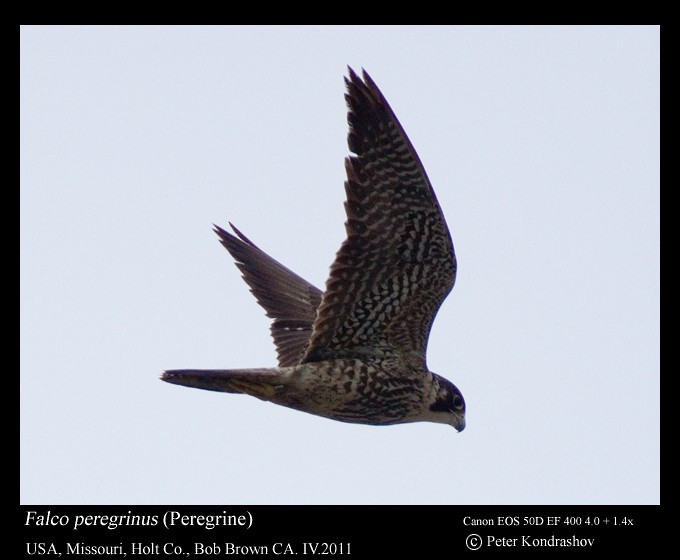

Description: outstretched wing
[302,68,456,370]
[215,224,322,367]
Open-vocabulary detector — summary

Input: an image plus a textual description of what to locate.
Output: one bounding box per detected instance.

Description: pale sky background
[20,25,659,505]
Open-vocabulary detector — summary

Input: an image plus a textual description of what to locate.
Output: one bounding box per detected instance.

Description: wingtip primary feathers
[211,220,323,367]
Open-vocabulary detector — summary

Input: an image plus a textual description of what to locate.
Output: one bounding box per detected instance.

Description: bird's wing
[215,223,322,367]
[302,68,456,370]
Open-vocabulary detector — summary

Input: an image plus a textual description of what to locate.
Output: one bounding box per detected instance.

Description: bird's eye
[452,395,462,408]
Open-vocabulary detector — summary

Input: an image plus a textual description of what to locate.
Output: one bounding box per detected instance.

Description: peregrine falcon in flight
[163,68,466,431]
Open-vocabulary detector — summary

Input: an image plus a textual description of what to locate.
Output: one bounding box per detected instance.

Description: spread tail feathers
[161,368,284,400]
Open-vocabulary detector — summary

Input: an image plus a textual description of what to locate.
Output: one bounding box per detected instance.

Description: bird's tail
[161,368,284,401]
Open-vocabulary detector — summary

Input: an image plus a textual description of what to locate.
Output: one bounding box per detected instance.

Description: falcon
[163,68,466,431]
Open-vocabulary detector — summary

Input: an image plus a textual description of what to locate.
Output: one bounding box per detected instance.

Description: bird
[162,68,466,431]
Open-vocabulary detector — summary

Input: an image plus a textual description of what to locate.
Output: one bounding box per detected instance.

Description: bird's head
[428,375,466,432]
